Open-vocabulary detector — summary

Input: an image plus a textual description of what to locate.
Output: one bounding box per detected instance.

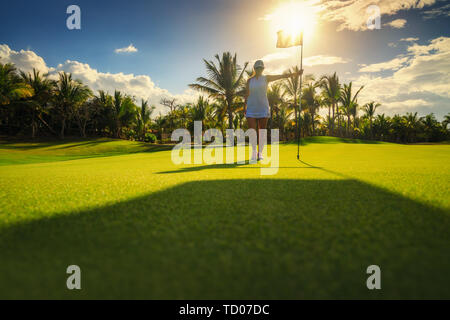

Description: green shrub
[144,132,157,143]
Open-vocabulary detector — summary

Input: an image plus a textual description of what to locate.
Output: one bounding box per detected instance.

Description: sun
[268,0,319,42]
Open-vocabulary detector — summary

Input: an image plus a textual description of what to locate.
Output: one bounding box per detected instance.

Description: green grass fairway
[0,137,449,299]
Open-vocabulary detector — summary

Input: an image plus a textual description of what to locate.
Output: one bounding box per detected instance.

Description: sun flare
[268,1,319,42]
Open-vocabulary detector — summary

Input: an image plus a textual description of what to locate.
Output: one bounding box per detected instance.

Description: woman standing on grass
[244,60,303,161]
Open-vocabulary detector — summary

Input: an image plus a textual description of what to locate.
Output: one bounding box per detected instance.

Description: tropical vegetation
[1,57,449,143]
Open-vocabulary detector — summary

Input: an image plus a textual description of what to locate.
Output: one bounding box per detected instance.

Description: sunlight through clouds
[317,0,435,31]
[259,48,349,74]
[355,37,450,117]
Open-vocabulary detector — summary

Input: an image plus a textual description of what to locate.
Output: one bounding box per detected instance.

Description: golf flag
[276,29,304,160]
[276,30,303,48]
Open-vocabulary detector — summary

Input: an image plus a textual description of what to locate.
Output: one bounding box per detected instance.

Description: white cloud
[354,36,450,118]
[358,56,410,72]
[114,44,138,54]
[382,99,432,110]
[388,38,419,48]
[260,51,292,63]
[52,60,197,113]
[400,37,419,42]
[259,49,349,73]
[304,55,350,67]
[0,45,52,74]
[317,0,435,31]
[0,44,197,115]
[385,19,407,29]
[422,3,450,20]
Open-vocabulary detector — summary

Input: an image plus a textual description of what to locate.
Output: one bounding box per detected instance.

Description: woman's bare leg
[246,117,258,159]
[257,118,268,157]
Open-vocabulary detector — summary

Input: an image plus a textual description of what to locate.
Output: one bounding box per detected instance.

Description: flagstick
[297,33,304,161]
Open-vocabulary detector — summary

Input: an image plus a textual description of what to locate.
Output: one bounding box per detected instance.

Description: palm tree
[210,99,228,133]
[20,69,56,138]
[111,90,138,138]
[189,52,248,129]
[336,106,345,136]
[363,101,380,139]
[154,113,169,140]
[421,113,438,142]
[302,80,321,136]
[390,114,405,142]
[0,63,33,106]
[0,63,34,135]
[403,112,421,143]
[441,113,450,130]
[189,96,211,131]
[320,72,340,135]
[312,114,322,135]
[233,109,246,129]
[53,72,92,139]
[340,82,364,137]
[112,91,124,137]
[176,104,191,130]
[267,82,286,130]
[91,90,114,136]
[282,66,302,136]
[373,114,391,140]
[274,105,292,140]
[137,99,155,140]
[111,91,137,138]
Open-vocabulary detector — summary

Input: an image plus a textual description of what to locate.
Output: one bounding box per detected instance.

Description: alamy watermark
[65,5,382,31]
[366,265,381,290]
[171,121,279,176]
[367,5,381,30]
[66,265,81,290]
[66,5,81,30]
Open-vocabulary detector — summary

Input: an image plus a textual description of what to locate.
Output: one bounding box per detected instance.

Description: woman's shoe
[257,152,264,161]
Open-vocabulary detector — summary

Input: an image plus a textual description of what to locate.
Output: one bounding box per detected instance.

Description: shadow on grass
[0,141,174,166]
[1,179,449,299]
[157,162,322,174]
[0,138,171,151]
[284,136,384,146]
[0,138,115,151]
[0,141,61,150]
[51,140,116,150]
[49,140,175,152]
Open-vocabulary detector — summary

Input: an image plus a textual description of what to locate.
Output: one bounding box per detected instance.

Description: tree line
[1,54,449,143]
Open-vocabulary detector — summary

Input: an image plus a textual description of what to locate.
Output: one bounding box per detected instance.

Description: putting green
[0,137,449,299]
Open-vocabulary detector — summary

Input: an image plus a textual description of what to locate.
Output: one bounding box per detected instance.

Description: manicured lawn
[0,137,449,299]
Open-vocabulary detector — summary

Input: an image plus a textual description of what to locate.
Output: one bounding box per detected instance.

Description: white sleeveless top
[246,75,270,118]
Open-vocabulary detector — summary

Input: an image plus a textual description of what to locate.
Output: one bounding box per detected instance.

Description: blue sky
[1,0,449,117]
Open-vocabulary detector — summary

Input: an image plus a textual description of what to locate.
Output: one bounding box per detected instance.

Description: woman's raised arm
[266,69,303,83]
